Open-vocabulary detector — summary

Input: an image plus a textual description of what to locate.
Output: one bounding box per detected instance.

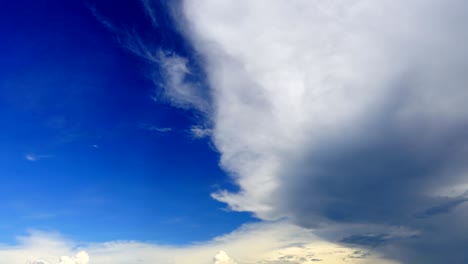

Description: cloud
[139,123,213,138]
[154,51,210,111]
[190,125,211,139]
[57,252,89,264]
[93,0,468,262]
[140,123,173,133]
[25,154,52,162]
[91,4,211,113]
[87,4,118,33]
[153,127,172,133]
[415,195,468,219]
[213,251,237,264]
[26,252,89,264]
[140,0,159,27]
[167,0,468,263]
[340,234,391,247]
[3,222,396,264]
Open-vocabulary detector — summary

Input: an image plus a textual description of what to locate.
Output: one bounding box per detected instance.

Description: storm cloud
[166,0,468,263]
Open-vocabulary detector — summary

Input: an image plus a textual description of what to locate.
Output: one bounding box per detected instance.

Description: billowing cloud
[169,0,468,263]
[91,0,468,262]
[4,222,396,264]
[213,251,237,264]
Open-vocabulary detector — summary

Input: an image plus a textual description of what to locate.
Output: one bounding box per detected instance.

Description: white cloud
[175,0,468,262]
[153,127,172,133]
[155,51,210,111]
[90,0,468,262]
[57,252,89,264]
[25,154,38,161]
[148,127,172,133]
[139,123,173,133]
[213,251,237,264]
[190,125,211,139]
[25,154,52,162]
[2,222,397,264]
[25,252,89,264]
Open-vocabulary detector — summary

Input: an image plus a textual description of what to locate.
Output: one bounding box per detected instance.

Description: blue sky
[0,0,252,245]
[2,1,468,264]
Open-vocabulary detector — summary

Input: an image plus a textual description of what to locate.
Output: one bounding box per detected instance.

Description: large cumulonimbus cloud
[153,0,468,263]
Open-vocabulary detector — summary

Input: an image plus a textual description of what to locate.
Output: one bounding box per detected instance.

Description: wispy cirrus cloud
[155,51,210,111]
[25,154,52,162]
[189,125,211,139]
[140,0,159,27]
[91,1,211,113]
[139,123,173,133]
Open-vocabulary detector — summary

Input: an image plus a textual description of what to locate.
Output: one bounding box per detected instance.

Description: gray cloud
[416,196,468,219]
[340,234,392,247]
[95,0,468,263]
[174,0,468,263]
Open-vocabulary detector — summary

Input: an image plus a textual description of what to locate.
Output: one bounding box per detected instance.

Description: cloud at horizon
[6,222,397,264]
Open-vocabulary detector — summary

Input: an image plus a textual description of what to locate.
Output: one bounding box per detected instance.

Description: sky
[1,1,468,264]
[0,0,252,246]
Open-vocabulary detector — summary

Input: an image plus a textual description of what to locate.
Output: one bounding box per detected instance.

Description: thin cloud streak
[190,125,211,139]
[25,154,52,162]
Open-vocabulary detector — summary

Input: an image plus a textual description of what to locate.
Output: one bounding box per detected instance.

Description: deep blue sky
[0,0,253,244]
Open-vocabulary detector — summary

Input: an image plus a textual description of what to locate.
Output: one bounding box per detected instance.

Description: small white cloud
[58,251,89,264]
[156,51,209,111]
[25,154,52,162]
[190,125,211,139]
[25,154,38,161]
[213,251,237,264]
[91,144,99,149]
[151,127,173,133]
[140,124,173,133]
